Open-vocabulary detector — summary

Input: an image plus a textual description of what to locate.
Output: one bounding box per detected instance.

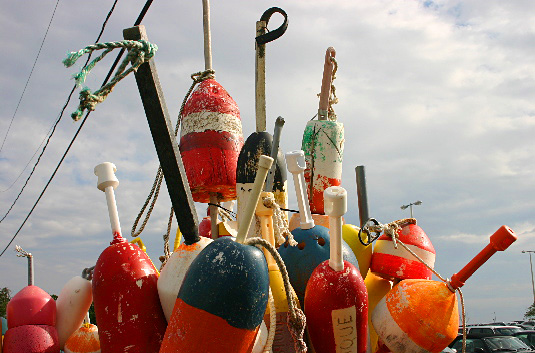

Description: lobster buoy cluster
[4,286,59,353]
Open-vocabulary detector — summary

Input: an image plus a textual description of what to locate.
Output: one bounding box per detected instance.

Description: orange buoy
[372,225,517,353]
[370,221,435,281]
[63,323,100,353]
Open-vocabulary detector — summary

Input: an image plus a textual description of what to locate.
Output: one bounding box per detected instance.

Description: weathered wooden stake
[123,25,199,244]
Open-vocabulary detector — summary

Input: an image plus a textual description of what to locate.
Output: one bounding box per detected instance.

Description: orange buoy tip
[490,225,517,251]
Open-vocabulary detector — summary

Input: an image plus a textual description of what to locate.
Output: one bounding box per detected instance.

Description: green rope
[63,39,158,121]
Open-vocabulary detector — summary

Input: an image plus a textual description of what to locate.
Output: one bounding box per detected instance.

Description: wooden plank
[123,25,199,244]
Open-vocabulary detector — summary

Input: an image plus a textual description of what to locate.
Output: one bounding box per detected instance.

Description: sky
[0,0,534,325]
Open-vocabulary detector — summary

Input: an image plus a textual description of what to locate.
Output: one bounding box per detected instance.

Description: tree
[525,303,535,319]
[0,287,11,317]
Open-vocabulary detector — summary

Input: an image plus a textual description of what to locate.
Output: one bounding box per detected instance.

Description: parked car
[466,325,522,337]
[514,331,535,348]
[449,335,534,353]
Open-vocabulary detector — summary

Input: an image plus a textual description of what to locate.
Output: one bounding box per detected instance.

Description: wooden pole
[123,25,200,245]
[255,20,267,133]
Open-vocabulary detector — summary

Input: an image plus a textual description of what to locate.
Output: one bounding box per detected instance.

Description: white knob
[94,162,119,192]
[324,186,347,218]
[285,150,306,175]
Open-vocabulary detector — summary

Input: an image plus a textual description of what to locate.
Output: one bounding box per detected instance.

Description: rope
[160,207,175,271]
[263,287,276,353]
[130,69,214,262]
[262,196,297,247]
[63,39,158,121]
[15,245,32,259]
[362,217,468,353]
[244,237,307,353]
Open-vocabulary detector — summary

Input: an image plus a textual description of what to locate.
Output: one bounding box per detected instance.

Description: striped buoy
[370,222,436,281]
[364,270,392,353]
[180,78,244,203]
[64,323,100,353]
[372,225,517,353]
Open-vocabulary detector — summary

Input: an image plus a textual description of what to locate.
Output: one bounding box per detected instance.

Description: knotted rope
[263,288,277,352]
[262,195,297,247]
[244,237,307,353]
[63,39,158,121]
[360,217,467,353]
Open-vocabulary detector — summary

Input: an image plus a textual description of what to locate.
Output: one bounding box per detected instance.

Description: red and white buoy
[305,186,368,353]
[301,47,344,215]
[180,0,244,240]
[92,162,166,352]
[370,221,436,281]
[372,225,517,353]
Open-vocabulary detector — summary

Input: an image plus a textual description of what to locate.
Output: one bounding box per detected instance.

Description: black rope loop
[256,7,289,45]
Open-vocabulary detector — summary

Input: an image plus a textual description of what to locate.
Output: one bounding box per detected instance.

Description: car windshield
[485,336,532,351]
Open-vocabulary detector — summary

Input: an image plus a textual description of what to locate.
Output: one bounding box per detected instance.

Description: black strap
[256,7,288,45]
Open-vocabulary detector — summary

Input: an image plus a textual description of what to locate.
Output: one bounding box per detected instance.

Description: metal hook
[256,7,289,45]
[358,217,381,246]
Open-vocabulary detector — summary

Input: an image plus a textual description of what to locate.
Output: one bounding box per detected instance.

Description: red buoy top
[7,285,56,328]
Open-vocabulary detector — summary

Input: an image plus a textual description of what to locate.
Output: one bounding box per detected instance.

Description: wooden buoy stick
[210,193,219,239]
[255,20,267,133]
[324,186,347,271]
[94,162,121,236]
[318,47,336,120]
[124,25,200,245]
[202,0,212,71]
[449,225,517,290]
[236,155,274,244]
[264,116,285,192]
[286,150,314,230]
[356,165,369,228]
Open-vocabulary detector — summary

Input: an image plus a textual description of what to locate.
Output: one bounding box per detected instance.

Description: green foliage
[50,294,58,301]
[525,303,535,319]
[88,302,96,325]
[0,287,11,317]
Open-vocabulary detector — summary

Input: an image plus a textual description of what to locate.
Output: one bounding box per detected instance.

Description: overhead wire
[0,0,61,155]
[0,0,119,223]
[0,0,154,257]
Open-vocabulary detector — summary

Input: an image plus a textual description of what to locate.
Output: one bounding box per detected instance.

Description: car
[466,325,522,337]
[449,335,535,353]
[514,330,535,348]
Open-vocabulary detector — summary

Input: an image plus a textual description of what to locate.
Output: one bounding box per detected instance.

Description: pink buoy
[370,221,436,281]
[7,285,56,328]
[3,324,59,353]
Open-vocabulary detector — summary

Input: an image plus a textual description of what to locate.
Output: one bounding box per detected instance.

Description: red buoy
[2,324,59,353]
[92,162,167,352]
[305,186,368,353]
[180,78,244,203]
[370,221,436,281]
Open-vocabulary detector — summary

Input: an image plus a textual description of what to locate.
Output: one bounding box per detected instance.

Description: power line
[0,0,119,223]
[0,0,155,257]
[0,0,61,155]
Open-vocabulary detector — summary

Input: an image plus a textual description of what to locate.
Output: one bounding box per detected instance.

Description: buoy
[63,323,100,353]
[2,324,59,353]
[372,225,517,353]
[364,270,392,353]
[56,274,93,350]
[252,321,269,353]
[160,155,273,353]
[279,150,358,305]
[236,7,289,238]
[342,224,372,280]
[256,190,300,352]
[370,221,436,281]
[301,47,344,215]
[179,0,245,240]
[305,186,368,353]
[6,285,56,328]
[158,236,212,321]
[92,162,166,352]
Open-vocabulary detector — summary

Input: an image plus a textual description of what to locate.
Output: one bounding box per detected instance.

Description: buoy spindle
[318,47,335,120]
[324,186,347,272]
[355,165,369,229]
[449,225,517,290]
[202,0,212,71]
[265,117,285,192]
[236,155,274,243]
[94,162,121,236]
[286,150,314,230]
